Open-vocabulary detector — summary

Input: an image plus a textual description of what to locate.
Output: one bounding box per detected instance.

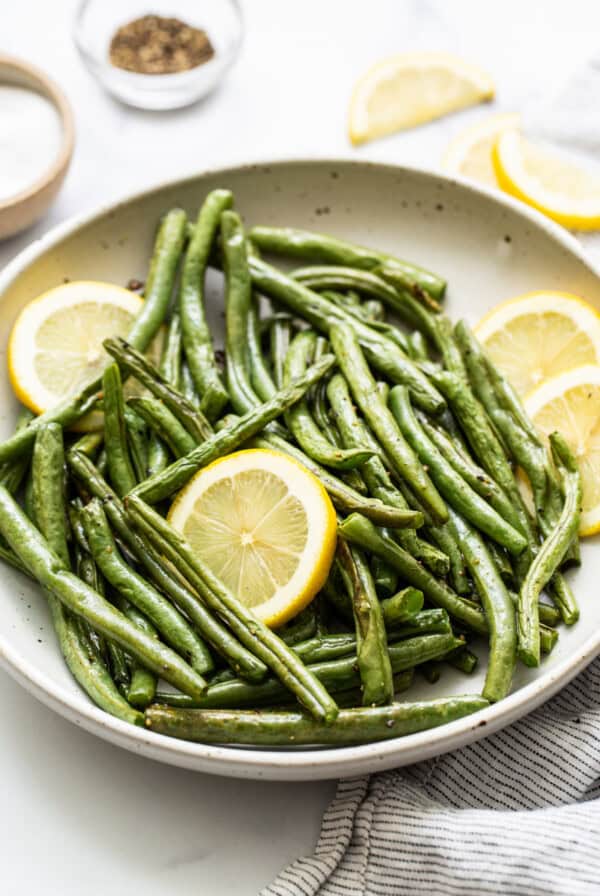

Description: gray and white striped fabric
[263,658,600,896]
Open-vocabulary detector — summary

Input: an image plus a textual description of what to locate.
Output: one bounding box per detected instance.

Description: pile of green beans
[0,192,584,748]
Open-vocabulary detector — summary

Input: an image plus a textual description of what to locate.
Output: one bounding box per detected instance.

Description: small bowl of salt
[0,54,74,240]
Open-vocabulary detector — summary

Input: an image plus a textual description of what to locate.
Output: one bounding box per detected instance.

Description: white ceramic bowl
[0,159,598,781]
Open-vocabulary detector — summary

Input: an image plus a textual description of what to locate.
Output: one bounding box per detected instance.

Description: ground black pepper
[109,15,215,75]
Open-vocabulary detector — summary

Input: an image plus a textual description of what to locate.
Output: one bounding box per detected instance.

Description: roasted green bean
[180,190,231,420]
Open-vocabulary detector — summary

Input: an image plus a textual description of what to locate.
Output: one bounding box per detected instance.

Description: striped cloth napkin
[263,60,600,896]
[263,657,600,895]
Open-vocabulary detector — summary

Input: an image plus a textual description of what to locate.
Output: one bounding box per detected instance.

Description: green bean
[180,190,231,420]
[123,407,148,483]
[0,409,35,494]
[389,385,527,555]
[249,255,445,414]
[337,539,393,705]
[376,381,390,405]
[388,609,452,639]
[518,433,581,666]
[129,397,196,458]
[420,661,442,684]
[259,312,295,333]
[118,600,158,709]
[320,290,410,353]
[73,531,131,689]
[32,424,70,566]
[330,324,447,523]
[0,211,187,464]
[548,574,579,627]
[104,337,212,443]
[96,448,108,478]
[322,576,451,640]
[269,315,292,390]
[293,265,441,332]
[132,353,338,503]
[0,540,31,577]
[0,486,209,699]
[67,450,268,682]
[540,601,561,627]
[147,693,489,744]
[292,633,357,664]
[363,299,385,321]
[70,431,104,459]
[506,590,561,631]
[221,209,261,414]
[429,369,532,539]
[284,331,373,470]
[279,604,318,646]
[147,312,182,476]
[306,369,369,493]
[428,315,468,376]
[485,540,516,588]
[248,226,447,300]
[102,364,137,497]
[423,522,470,594]
[453,321,571,562]
[446,645,478,675]
[146,632,461,711]
[407,331,429,362]
[381,588,424,627]
[252,431,423,528]
[180,362,201,406]
[372,556,398,598]
[339,514,488,634]
[126,494,340,723]
[334,670,415,709]
[81,498,212,675]
[320,289,361,307]
[541,625,559,654]
[486,362,576,563]
[447,509,516,702]
[419,415,518,525]
[325,373,447,571]
[247,297,277,401]
[128,209,188,351]
[159,312,183,388]
[30,434,143,723]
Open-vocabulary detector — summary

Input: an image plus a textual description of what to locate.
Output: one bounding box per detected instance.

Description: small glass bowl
[73,0,243,110]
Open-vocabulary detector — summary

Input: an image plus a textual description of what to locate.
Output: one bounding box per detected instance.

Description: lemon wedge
[475,291,600,397]
[349,52,494,146]
[8,281,162,430]
[524,365,600,536]
[442,112,519,187]
[493,130,600,230]
[168,449,337,627]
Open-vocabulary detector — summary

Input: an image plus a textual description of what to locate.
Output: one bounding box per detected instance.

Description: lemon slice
[493,130,600,230]
[442,112,519,187]
[524,365,600,536]
[8,281,161,430]
[349,52,494,146]
[475,291,600,397]
[168,449,337,627]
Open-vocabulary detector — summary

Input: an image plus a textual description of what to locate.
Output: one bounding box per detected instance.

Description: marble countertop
[1,1,598,892]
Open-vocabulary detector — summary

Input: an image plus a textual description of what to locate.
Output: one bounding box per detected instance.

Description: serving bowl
[0,159,598,781]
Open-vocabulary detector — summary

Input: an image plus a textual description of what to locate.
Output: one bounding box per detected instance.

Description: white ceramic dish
[0,159,598,781]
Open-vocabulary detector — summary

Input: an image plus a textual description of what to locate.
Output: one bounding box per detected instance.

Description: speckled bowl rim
[0,54,75,212]
[0,157,598,781]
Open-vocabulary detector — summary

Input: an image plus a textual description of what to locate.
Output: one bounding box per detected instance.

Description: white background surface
[1,1,599,893]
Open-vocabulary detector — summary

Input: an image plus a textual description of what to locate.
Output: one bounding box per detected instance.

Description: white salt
[0,85,63,202]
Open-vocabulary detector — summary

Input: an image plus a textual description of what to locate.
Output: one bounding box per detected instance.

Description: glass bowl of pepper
[74,0,243,110]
